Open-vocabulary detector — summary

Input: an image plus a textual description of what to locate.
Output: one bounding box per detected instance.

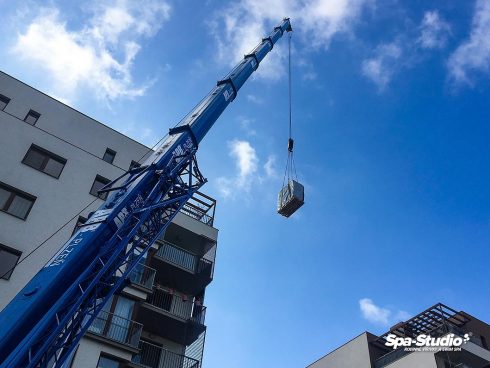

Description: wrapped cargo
[277,180,304,217]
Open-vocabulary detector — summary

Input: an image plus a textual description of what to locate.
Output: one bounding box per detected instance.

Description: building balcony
[128,263,157,291]
[150,240,214,295]
[131,340,199,368]
[136,287,207,346]
[165,192,218,258]
[179,191,216,227]
[87,310,143,350]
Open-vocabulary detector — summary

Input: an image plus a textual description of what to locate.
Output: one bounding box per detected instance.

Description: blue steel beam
[0,18,291,368]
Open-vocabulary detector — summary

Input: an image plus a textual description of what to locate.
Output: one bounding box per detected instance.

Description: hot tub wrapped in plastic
[277,180,304,217]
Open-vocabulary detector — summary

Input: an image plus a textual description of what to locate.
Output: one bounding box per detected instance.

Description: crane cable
[282,31,297,189]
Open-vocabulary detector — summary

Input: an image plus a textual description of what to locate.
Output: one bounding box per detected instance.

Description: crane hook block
[288,138,294,152]
[277,180,304,217]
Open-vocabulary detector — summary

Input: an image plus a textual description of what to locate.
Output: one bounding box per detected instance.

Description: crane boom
[0,18,292,368]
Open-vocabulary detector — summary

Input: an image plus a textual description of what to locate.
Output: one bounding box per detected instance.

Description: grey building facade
[307,303,490,368]
[0,71,218,368]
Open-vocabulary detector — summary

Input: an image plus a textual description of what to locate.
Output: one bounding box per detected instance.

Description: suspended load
[278,179,304,217]
[277,32,304,218]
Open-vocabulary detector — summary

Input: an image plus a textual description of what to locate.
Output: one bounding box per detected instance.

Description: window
[102,148,116,164]
[129,160,141,170]
[97,355,121,368]
[0,182,36,220]
[72,216,87,235]
[22,145,67,179]
[24,110,41,125]
[90,175,111,200]
[0,94,10,111]
[0,244,21,280]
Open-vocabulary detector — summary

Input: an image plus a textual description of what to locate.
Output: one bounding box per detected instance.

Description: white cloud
[210,0,372,81]
[418,11,451,49]
[237,116,257,136]
[216,140,259,198]
[264,155,278,178]
[359,298,409,326]
[10,1,170,101]
[361,43,402,90]
[448,0,490,85]
[246,94,264,104]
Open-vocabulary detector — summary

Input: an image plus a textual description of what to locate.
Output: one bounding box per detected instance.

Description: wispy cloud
[361,43,402,90]
[362,9,451,90]
[209,0,373,81]
[359,298,410,326]
[448,0,490,85]
[216,140,279,198]
[418,11,451,49]
[237,116,257,136]
[10,1,170,102]
[246,94,264,105]
[216,140,259,198]
[264,155,278,178]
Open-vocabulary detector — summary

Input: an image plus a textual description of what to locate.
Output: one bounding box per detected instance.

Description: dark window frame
[90,175,111,200]
[102,148,117,164]
[96,354,122,368]
[0,94,10,111]
[24,109,41,125]
[129,160,141,170]
[0,243,22,280]
[0,182,36,220]
[72,215,87,235]
[22,144,67,179]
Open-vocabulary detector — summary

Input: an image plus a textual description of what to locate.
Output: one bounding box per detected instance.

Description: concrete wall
[384,352,437,368]
[307,333,373,368]
[70,338,133,368]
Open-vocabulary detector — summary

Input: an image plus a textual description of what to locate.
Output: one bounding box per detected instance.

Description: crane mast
[0,18,292,368]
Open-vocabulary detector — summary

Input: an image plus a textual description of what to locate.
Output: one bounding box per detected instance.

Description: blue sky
[1,0,490,367]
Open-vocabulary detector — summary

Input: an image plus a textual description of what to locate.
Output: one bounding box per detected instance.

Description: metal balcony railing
[146,287,206,325]
[180,191,216,226]
[128,263,156,290]
[87,310,142,348]
[155,241,213,278]
[132,341,199,368]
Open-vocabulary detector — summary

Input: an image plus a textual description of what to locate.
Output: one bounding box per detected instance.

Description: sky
[1,0,490,367]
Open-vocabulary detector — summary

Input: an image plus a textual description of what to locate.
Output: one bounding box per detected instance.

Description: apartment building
[0,71,218,368]
[307,303,490,368]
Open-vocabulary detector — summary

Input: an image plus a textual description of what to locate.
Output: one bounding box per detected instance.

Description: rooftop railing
[374,323,483,368]
[180,191,216,226]
[146,287,206,325]
[132,340,199,368]
[87,310,142,348]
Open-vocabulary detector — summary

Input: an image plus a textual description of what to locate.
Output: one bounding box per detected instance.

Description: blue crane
[0,18,292,368]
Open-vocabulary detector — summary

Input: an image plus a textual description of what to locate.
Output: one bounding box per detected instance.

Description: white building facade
[0,71,218,368]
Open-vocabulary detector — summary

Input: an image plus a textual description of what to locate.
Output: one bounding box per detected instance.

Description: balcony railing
[146,287,206,325]
[180,192,216,226]
[87,310,142,348]
[155,241,213,277]
[132,341,199,368]
[129,263,156,290]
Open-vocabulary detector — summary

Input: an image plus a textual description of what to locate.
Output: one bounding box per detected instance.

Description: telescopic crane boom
[0,18,292,368]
